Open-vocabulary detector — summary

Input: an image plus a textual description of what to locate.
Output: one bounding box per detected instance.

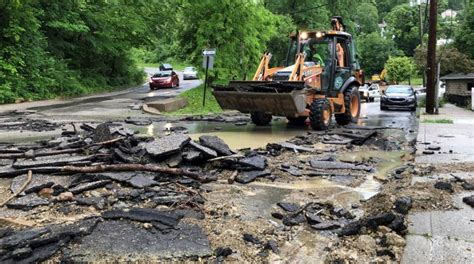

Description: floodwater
[133,120,306,149]
[233,149,409,221]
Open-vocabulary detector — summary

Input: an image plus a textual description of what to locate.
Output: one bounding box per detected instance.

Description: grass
[421,118,453,124]
[169,84,222,115]
[400,76,423,86]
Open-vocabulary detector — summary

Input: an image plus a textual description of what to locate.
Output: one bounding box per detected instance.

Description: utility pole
[425,0,437,114]
[418,3,426,88]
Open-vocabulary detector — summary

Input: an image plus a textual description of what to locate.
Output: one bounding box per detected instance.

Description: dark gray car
[380,85,417,111]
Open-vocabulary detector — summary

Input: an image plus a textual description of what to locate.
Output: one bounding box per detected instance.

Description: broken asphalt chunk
[199,135,233,156]
[0,227,50,249]
[394,196,412,215]
[215,247,233,258]
[102,208,182,228]
[235,170,271,184]
[462,195,474,207]
[12,155,94,169]
[93,123,113,143]
[188,141,217,158]
[126,174,157,188]
[309,159,373,172]
[462,182,474,190]
[434,181,453,192]
[242,233,262,245]
[6,193,50,210]
[365,212,396,229]
[337,220,363,236]
[269,142,314,152]
[280,165,302,176]
[237,155,267,170]
[145,134,190,158]
[277,202,300,212]
[282,213,306,226]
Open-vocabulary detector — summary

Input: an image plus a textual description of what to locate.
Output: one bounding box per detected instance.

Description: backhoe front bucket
[212,81,307,116]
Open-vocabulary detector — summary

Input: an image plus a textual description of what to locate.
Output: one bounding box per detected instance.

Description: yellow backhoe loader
[212,17,364,130]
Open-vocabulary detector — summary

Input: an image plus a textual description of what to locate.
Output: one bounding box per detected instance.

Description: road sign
[202,55,214,70]
[202,49,216,56]
[202,48,216,106]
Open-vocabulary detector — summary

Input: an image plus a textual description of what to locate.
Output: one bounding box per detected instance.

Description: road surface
[0,67,201,121]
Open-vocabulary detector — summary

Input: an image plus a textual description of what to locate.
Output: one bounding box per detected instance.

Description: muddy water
[132,120,305,149]
[233,150,408,220]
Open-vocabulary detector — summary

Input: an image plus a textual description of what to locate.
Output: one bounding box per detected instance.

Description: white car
[183,66,198,80]
[359,83,380,102]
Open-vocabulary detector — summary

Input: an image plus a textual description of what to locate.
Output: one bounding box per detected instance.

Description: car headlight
[381,95,387,100]
[407,96,415,102]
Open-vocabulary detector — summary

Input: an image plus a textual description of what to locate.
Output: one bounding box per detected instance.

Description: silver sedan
[183,66,198,80]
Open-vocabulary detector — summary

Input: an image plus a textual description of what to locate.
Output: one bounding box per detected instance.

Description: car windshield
[153,71,172,77]
[184,67,194,71]
[386,86,413,95]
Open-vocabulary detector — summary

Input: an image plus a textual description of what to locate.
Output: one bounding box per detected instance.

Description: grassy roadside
[421,118,453,124]
[170,84,222,115]
[400,77,423,86]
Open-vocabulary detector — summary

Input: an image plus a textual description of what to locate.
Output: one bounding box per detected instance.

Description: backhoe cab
[212,16,364,130]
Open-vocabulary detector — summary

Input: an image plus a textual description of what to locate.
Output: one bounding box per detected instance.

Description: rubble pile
[0,118,423,262]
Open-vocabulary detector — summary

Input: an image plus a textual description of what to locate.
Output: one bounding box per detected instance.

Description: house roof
[440,73,474,80]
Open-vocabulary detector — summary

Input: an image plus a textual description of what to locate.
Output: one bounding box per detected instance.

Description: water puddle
[132,120,305,149]
[237,150,408,214]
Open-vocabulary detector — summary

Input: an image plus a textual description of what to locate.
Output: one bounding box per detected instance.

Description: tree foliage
[454,1,474,59]
[357,32,401,76]
[385,4,420,56]
[0,1,155,103]
[175,0,282,81]
[1,0,467,104]
[384,56,416,84]
[414,45,474,76]
[353,3,379,33]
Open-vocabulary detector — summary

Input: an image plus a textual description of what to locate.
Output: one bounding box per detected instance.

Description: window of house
[468,83,473,91]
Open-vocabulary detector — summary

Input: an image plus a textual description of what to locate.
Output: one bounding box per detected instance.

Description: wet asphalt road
[9,67,202,121]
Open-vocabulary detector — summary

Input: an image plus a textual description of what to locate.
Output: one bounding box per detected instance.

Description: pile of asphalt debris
[0,121,409,262]
[270,198,409,235]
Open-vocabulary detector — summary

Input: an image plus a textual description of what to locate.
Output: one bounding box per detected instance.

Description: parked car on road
[149,71,179,89]
[183,67,198,80]
[414,88,426,101]
[380,85,417,111]
[159,63,173,71]
[359,83,380,102]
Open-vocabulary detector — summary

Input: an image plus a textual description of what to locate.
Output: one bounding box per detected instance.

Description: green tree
[264,0,330,29]
[357,32,401,76]
[385,4,420,56]
[176,0,282,81]
[454,2,474,59]
[353,3,379,33]
[0,0,159,103]
[414,45,474,75]
[384,56,416,84]
[376,0,408,17]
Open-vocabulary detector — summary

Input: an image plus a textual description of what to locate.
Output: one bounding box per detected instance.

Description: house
[440,73,474,107]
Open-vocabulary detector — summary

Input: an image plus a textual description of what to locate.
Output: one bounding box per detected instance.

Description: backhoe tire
[287,116,307,126]
[309,98,332,130]
[335,86,361,126]
[251,112,272,126]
